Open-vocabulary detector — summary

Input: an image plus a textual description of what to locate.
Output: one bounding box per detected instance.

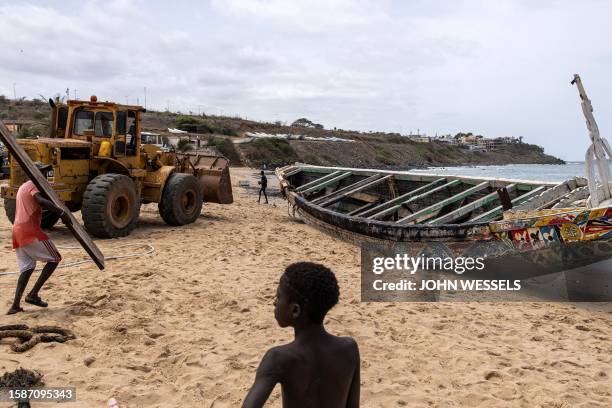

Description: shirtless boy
[243,262,360,407]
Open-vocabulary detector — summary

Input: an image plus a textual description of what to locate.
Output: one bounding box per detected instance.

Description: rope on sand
[0,243,155,277]
[0,325,76,352]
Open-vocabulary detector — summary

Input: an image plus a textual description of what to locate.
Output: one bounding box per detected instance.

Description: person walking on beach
[243,262,360,408]
[258,170,268,204]
[7,163,68,315]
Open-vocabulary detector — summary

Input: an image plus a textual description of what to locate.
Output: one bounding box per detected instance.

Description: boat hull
[279,164,612,278]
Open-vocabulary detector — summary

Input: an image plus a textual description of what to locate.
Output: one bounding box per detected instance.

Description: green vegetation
[373,146,397,165]
[303,154,322,165]
[243,138,299,167]
[176,138,193,152]
[175,115,238,136]
[207,137,241,164]
[17,127,37,139]
[291,117,324,129]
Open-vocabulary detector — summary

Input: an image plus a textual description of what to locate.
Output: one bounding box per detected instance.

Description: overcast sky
[0,0,610,160]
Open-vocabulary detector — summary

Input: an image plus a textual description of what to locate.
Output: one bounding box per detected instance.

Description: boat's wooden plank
[292,164,556,187]
[357,178,447,218]
[295,171,343,192]
[312,174,383,205]
[0,120,105,270]
[368,179,461,220]
[346,200,383,216]
[515,183,544,191]
[300,172,353,195]
[552,185,590,208]
[318,175,393,207]
[512,179,577,211]
[351,192,380,203]
[397,181,490,224]
[468,186,546,222]
[283,167,303,178]
[429,184,517,225]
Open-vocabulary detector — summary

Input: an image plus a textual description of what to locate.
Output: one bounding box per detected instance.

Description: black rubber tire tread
[81,174,140,238]
[4,198,61,229]
[158,173,203,226]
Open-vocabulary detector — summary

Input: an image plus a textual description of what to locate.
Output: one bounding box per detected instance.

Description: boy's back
[271,334,359,407]
[243,262,360,408]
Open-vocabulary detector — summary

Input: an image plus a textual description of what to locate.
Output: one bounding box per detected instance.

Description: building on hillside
[407,133,431,143]
[435,135,457,145]
[3,120,34,133]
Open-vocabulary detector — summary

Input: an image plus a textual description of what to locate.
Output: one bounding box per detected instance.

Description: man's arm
[33,192,68,220]
[346,340,360,408]
[242,348,282,408]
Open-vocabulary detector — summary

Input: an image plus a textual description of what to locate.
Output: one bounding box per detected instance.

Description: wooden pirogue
[276,76,612,279]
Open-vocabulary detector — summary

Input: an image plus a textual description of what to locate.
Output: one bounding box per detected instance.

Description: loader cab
[66,96,144,166]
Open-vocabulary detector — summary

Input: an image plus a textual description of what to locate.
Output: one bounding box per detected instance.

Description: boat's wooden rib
[318,175,393,207]
[429,184,516,225]
[283,166,303,178]
[311,174,383,205]
[397,181,490,224]
[468,186,546,222]
[295,170,343,192]
[346,200,383,216]
[552,186,590,208]
[299,171,352,195]
[368,179,460,220]
[358,178,447,218]
[387,177,399,198]
[511,179,577,212]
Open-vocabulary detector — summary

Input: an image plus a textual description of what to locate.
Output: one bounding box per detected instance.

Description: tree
[292,117,324,129]
[177,138,193,152]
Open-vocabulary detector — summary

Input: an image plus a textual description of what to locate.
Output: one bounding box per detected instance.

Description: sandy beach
[1,167,611,407]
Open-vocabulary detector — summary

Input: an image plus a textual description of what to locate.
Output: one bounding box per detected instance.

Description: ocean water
[408,162,612,183]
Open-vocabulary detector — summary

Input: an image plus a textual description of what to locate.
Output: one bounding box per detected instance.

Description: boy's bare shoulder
[330,335,359,356]
[261,343,296,365]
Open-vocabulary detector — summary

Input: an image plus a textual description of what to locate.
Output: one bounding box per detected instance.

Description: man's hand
[59,210,71,225]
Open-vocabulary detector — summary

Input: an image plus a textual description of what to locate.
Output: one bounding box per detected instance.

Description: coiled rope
[0,325,75,352]
[0,243,154,277]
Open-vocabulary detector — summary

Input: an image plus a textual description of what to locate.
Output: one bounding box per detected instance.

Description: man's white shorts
[15,240,62,273]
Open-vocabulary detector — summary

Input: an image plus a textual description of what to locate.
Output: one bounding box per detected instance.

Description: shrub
[244,138,299,167]
[17,127,37,139]
[177,138,193,152]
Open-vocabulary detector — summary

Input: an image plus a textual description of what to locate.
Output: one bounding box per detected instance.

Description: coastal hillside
[0,96,564,168]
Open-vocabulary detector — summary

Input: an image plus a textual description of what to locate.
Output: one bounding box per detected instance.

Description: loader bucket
[179,153,234,204]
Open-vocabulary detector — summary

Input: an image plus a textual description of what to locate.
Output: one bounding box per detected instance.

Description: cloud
[210,0,389,33]
[0,0,610,159]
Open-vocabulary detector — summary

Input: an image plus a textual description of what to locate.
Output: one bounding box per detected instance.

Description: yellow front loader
[1,96,233,238]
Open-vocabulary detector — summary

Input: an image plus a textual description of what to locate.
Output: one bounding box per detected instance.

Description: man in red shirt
[7,163,68,315]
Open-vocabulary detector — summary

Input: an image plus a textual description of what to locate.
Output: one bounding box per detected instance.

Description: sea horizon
[408,161,612,182]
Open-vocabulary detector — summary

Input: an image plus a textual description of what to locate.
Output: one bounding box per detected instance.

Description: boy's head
[260,170,265,176]
[274,262,339,327]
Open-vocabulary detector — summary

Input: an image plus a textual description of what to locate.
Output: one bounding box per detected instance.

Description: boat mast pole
[571,74,612,207]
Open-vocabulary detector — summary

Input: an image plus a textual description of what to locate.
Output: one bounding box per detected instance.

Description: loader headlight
[47,169,54,179]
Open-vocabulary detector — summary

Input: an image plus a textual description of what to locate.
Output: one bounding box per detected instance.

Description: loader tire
[4,198,61,229]
[82,174,140,238]
[159,173,203,226]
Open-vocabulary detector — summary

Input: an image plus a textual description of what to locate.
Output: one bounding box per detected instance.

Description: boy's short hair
[280,262,339,323]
